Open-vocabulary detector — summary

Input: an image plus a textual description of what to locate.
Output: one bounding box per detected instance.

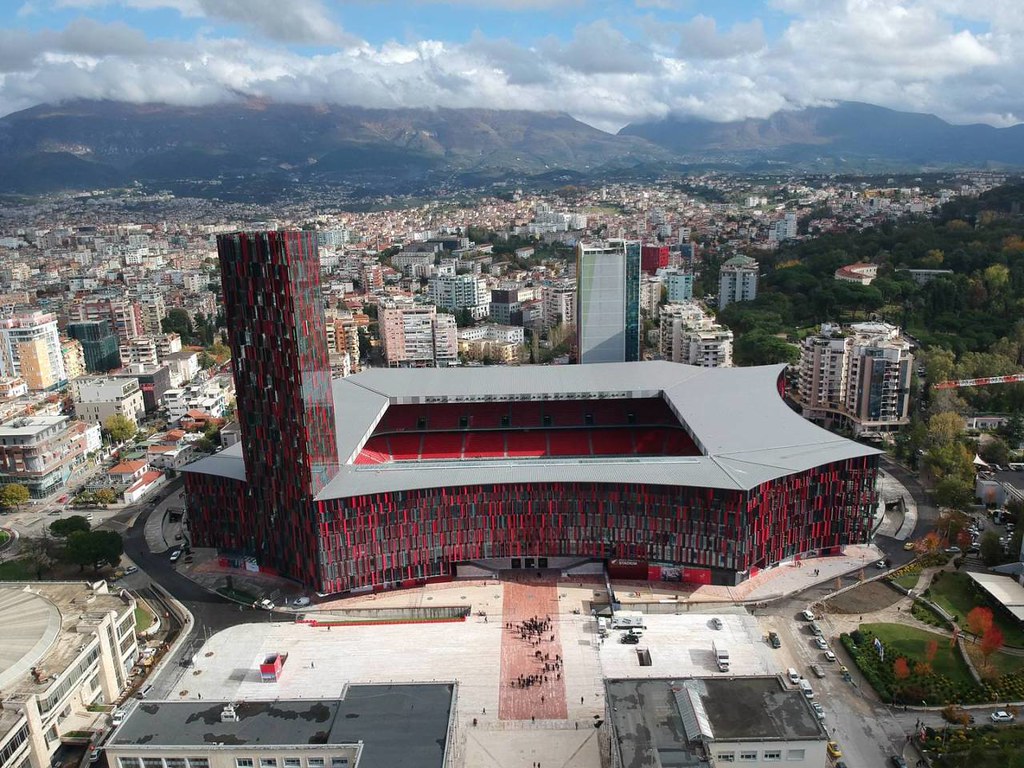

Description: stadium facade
[183,232,880,595]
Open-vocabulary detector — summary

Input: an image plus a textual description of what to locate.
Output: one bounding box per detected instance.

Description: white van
[787,668,800,685]
[798,679,814,699]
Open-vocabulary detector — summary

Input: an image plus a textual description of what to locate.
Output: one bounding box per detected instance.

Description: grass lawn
[863,622,975,686]
[963,642,1024,677]
[0,530,10,546]
[928,572,1024,647]
[893,570,921,590]
[134,606,153,633]
[0,558,35,581]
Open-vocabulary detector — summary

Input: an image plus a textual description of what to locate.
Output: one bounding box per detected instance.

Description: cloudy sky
[1,0,1021,132]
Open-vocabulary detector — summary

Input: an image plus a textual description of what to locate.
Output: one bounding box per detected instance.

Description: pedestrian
[575,722,578,730]
[197,692,201,699]
[311,661,315,669]
[532,715,535,723]
[581,696,585,704]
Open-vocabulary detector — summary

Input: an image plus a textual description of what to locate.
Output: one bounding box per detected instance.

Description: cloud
[540,20,662,74]
[677,15,765,59]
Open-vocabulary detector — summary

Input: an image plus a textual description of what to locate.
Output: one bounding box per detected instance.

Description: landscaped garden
[134,606,154,632]
[0,558,35,581]
[842,622,1024,705]
[925,572,1024,647]
[921,722,1024,768]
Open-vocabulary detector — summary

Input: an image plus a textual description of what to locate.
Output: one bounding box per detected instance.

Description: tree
[0,483,30,511]
[19,537,56,579]
[93,488,117,506]
[926,640,938,663]
[933,477,974,511]
[50,515,91,537]
[894,657,911,679]
[103,414,136,444]
[980,531,1003,566]
[1002,413,1024,449]
[980,437,1011,467]
[161,308,194,341]
[980,625,1005,666]
[966,606,994,639]
[64,530,124,572]
[927,412,965,448]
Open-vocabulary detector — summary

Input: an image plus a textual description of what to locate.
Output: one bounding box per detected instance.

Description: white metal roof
[183,361,879,497]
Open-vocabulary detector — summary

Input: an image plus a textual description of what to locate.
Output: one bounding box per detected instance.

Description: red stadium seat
[388,433,423,460]
[506,432,547,457]
[591,429,635,456]
[420,432,464,460]
[548,430,590,456]
[464,432,506,458]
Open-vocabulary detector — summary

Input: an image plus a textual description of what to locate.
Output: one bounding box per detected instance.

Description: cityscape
[3,3,1024,768]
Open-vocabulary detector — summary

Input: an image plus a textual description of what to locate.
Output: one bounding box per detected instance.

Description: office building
[0,582,139,768]
[67,321,121,373]
[576,240,641,364]
[0,312,66,391]
[718,255,759,310]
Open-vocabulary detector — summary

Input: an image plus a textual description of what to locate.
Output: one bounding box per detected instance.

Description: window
[717,754,735,763]
[187,760,209,768]
[284,760,301,768]
[307,760,324,768]
[164,759,186,768]
[764,752,782,761]
[117,760,141,768]
[259,759,277,767]
[143,760,163,768]
[740,754,758,762]
[786,750,805,761]
[236,760,254,768]
[330,760,348,768]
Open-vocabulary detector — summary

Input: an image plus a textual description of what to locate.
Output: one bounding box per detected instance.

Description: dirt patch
[825,580,903,614]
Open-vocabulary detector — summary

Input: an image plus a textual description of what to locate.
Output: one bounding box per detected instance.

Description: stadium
[184,360,879,595]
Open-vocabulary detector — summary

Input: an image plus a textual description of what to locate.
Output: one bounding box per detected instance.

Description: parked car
[889,756,907,768]
[903,541,916,551]
[111,709,126,726]
[620,632,640,645]
[293,596,311,607]
[991,710,1015,723]
[814,636,829,651]
[257,598,275,611]
[169,549,182,562]
[944,546,962,554]
[809,621,824,637]
[811,663,826,679]
[88,750,101,763]
[811,702,825,721]
[801,609,816,621]
[710,617,723,630]
[767,631,781,648]
[124,566,138,575]
[826,741,842,759]
[823,650,836,662]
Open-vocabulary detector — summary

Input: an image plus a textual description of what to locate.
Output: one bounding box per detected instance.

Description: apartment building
[0,582,138,768]
[0,415,90,497]
[68,296,143,346]
[324,310,361,378]
[163,378,228,423]
[0,312,67,391]
[380,307,458,367]
[457,324,525,365]
[429,273,490,320]
[660,268,694,303]
[795,322,913,434]
[137,293,167,335]
[60,339,86,381]
[73,377,146,428]
[67,321,121,373]
[659,302,733,368]
[541,284,575,329]
[718,255,759,310]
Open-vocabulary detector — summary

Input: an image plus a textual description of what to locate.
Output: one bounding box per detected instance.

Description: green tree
[733,331,799,366]
[19,537,55,580]
[927,412,965,448]
[1002,413,1024,449]
[980,530,1003,566]
[50,515,91,537]
[93,488,117,506]
[980,437,1011,466]
[0,483,30,511]
[933,477,974,511]
[64,530,124,572]
[161,308,194,342]
[103,414,136,444]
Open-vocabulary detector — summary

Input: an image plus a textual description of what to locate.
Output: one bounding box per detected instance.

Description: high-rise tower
[576,239,641,364]
[216,231,340,583]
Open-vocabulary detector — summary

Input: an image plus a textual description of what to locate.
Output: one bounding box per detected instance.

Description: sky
[0,0,1022,132]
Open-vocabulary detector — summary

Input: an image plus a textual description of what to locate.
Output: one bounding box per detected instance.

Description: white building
[542,284,576,329]
[0,582,138,768]
[718,255,759,310]
[163,378,228,423]
[73,377,146,428]
[660,302,733,367]
[429,274,490,320]
[660,268,694,303]
[0,312,66,391]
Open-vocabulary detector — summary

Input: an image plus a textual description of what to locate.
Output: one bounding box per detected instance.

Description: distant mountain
[0,100,673,195]
[619,101,1024,169]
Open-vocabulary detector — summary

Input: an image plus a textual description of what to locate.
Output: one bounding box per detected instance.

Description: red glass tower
[215,231,340,584]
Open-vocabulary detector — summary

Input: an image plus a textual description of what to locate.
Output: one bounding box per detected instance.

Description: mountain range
[1,100,1023,196]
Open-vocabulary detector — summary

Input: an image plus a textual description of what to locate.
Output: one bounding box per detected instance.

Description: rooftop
[605,677,825,768]
[109,685,454,768]
[183,361,880,497]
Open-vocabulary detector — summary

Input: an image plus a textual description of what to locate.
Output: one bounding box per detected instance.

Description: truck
[712,640,730,672]
[610,611,645,630]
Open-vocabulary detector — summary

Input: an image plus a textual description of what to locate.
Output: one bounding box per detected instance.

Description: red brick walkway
[498,577,568,720]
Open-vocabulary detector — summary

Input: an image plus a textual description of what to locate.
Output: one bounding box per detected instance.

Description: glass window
[259,759,277,768]
[236,760,254,768]
[164,759,186,768]
[717,754,735,763]
[283,760,301,768]
[786,750,805,761]
[188,760,209,768]
[740,754,758,762]
[330,760,348,768]
[142,759,163,768]
[307,760,324,768]
[118,760,141,768]
[764,752,782,761]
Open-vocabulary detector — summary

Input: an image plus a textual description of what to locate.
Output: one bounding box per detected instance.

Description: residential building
[0,415,90,497]
[771,212,799,242]
[795,322,914,434]
[163,378,228,423]
[606,677,827,768]
[639,274,663,315]
[576,239,641,364]
[137,293,167,335]
[324,310,361,378]
[718,255,759,310]
[67,320,121,373]
[119,336,160,368]
[457,324,524,365]
[67,295,143,346]
[489,288,531,326]
[429,273,490,320]
[661,268,695,303]
[660,302,733,367]
[541,284,575,329]
[73,377,146,428]
[111,365,172,413]
[104,685,455,768]
[380,306,458,367]
[317,228,350,248]
[0,377,27,400]
[834,263,878,285]
[60,338,86,381]
[0,582,138,768]
[0,312,66,391]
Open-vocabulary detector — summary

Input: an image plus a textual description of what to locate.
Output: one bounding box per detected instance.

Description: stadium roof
[183,361,879,496]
